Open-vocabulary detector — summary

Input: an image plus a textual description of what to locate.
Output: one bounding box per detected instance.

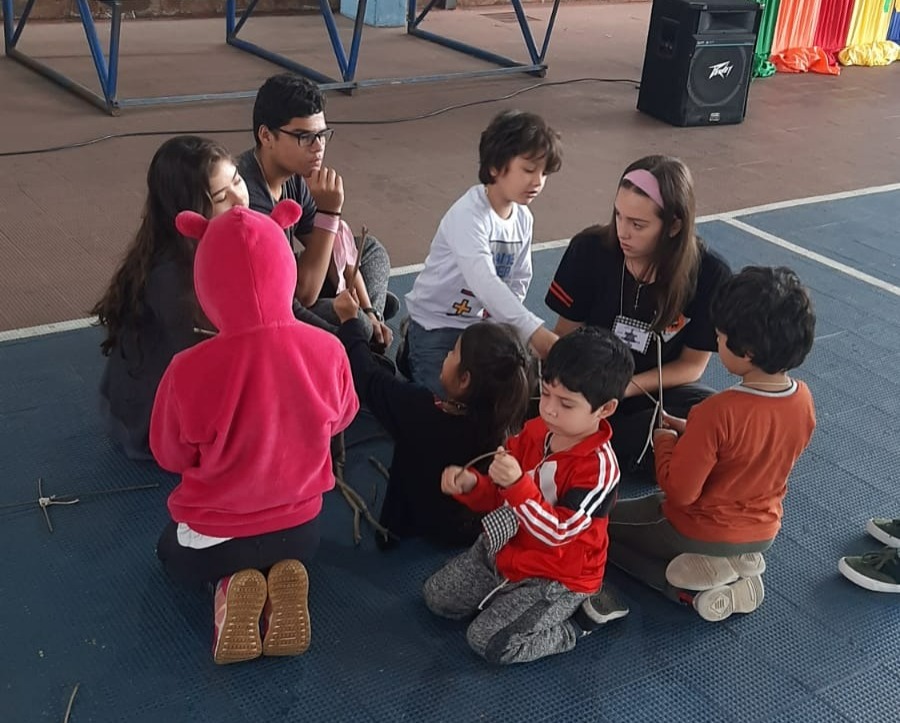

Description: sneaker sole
[263,560,311,656]
[589,607,630,625]
[214,569,267,665]
[866,519,900,549]
[838,557,900,593]
[693,576,765,622]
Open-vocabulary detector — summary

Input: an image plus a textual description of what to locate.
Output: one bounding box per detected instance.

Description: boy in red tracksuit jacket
[151,200,358,665]
[424,328,634,665]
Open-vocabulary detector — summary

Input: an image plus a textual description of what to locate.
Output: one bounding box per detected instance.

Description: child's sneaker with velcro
[212,568,267,665]
[839,548,900,593]
[262,559,311,657]
[692,575,765,622]
[866,518,900,548]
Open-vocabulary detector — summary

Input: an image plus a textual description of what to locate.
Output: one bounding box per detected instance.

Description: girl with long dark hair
[92,136,248,459]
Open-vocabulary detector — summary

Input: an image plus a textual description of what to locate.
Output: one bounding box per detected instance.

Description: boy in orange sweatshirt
[607,266,816,622]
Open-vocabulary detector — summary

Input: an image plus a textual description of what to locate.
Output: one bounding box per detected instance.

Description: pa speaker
[637,0,762,127]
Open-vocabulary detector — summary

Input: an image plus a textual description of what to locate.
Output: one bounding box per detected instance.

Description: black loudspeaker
[637,0,762,127]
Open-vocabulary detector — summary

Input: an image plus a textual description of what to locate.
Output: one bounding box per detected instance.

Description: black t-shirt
[237,149,317,247]
[545,226,731,374]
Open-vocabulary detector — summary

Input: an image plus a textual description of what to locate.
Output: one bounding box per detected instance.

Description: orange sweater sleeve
[654,401,721,507]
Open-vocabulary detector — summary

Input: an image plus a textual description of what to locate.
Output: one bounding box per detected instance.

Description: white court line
[3,183,900,342]
[703,181,900,221]
[723,217,900,298]
[0,317,96,343]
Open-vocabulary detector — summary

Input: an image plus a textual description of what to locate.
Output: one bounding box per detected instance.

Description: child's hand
[488,447,522,488]
[442,465,476,495]
[334,290,360,324]
[369,320,394,352]
[653,427,679,443]
[661,411,687,435]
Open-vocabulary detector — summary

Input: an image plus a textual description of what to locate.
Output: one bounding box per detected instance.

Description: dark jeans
[157,517,321,588]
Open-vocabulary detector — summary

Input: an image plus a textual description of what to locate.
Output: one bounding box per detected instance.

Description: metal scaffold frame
[2,0,560,115]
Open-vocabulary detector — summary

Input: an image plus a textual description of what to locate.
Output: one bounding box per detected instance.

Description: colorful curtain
[771,0,824,54]
[754,0,781,76]
[839,0,897,64]
[888,5,900,41]
[813,0,856,60]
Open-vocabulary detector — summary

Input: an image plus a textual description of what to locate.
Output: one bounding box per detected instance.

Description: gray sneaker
[866,518,900,548]
[575,585,630,631]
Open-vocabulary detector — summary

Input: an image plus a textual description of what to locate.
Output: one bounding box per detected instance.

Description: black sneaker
[839,548,900,593]
[572,585,629,634]
[383,291,400,321]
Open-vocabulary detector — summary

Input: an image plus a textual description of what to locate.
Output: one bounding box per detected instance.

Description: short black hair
[542,327,634,410]
[711,266,815,374]
[478,110,562,185]
[252,73,325,146]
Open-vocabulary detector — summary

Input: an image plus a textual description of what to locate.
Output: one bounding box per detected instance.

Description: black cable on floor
[0,77,639,158]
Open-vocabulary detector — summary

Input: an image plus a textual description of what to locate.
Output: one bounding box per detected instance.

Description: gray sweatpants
[423,537,588,665]
[607,492,774,603]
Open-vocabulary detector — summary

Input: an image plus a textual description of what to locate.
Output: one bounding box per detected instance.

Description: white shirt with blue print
[405,184,544,342]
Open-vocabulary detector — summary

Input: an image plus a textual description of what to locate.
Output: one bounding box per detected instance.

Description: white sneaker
[666,552,766,591]
[692,575,765,622]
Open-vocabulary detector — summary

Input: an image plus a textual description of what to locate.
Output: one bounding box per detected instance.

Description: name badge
[613,315,652,354]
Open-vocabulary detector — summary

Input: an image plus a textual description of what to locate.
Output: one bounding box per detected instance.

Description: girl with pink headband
[545,155,732,477]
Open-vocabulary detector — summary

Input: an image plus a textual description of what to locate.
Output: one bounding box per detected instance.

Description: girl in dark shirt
[545,155,731,471]
[334,291,531,547]
[92,136,249,459]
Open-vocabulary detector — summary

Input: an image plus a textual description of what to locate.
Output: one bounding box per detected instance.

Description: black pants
[156,517,321,588]
[610,383,715,467]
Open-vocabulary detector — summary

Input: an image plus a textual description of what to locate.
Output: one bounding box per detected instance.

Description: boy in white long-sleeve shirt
[403,110,562,396]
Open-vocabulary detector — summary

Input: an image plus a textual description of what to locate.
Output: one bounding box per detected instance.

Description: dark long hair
[456,323,531,451]
[91,136,231,355]
[598,155,701,332]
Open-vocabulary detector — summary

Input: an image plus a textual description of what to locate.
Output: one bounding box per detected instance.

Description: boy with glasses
[238,73,395,348]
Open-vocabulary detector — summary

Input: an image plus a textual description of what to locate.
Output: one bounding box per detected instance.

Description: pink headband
[622,169,664,209]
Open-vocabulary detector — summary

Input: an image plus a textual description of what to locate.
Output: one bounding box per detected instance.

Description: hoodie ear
[271,199,303,229]
[175,210,210,240]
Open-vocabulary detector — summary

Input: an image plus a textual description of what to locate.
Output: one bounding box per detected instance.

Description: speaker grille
[687,45,750,108]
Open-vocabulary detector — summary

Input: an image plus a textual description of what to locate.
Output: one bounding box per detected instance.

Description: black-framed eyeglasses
[277,127,335,147]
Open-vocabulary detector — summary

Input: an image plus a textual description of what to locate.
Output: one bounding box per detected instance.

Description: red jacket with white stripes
[455,417,619,593]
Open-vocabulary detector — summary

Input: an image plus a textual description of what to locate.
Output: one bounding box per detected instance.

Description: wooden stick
[454,449,505,482]
[62,683,80,723]
[345,224,368,293]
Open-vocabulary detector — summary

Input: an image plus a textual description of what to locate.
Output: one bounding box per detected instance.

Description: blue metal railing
[2,0,561,114]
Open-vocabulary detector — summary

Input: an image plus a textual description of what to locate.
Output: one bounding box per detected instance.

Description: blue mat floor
[2,190,899,722]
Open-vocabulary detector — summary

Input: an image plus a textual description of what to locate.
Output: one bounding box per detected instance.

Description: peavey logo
[708,61,734,79]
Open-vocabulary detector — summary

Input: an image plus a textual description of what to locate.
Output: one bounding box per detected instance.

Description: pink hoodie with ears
[150,201,359,538]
